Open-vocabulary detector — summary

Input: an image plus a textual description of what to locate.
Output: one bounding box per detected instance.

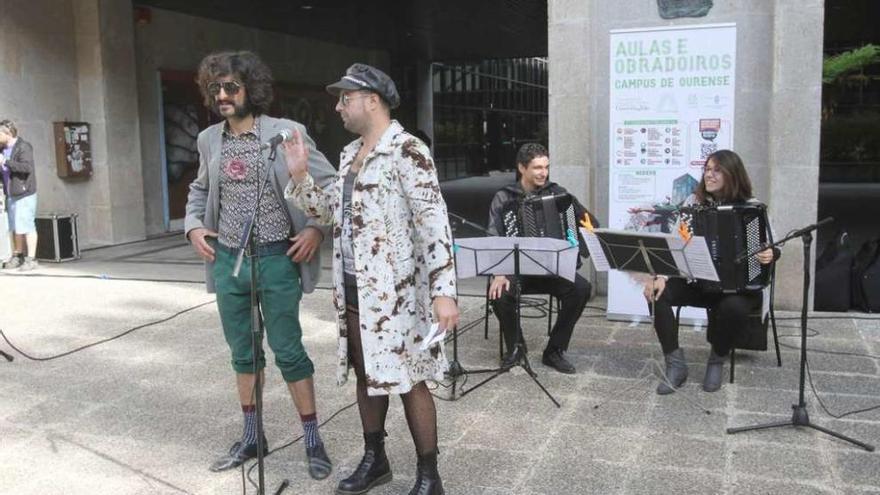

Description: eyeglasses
[339,93,371,107]
[207,81,242,96]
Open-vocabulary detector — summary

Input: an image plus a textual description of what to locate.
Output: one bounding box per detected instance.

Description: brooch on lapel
[224,159,248,180]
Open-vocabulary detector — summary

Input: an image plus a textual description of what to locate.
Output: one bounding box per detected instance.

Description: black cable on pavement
[0,300,215,361]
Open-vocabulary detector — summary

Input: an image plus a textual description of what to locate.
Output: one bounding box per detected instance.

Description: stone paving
[1,236,879,494]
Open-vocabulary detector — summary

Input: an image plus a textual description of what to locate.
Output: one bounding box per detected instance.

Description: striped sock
[241,404,258,446]
[301,412,321,449]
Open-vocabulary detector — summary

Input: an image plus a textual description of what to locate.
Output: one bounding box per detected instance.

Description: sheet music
[454,237,579,281]
[580,227,611,272]
[679,236,720,282]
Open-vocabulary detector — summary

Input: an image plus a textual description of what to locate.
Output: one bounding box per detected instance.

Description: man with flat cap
[284,63,458,495]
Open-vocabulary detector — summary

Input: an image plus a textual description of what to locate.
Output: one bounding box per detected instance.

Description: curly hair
[516,142,548,167]
[196,51,274,116]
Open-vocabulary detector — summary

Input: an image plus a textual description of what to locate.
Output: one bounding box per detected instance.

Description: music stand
[451,236,579,407]
[586,228,718,284]
[583,227,719,396]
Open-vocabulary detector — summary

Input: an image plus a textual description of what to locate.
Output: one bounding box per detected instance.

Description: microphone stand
[233,144,287,495]
[727,217,874,451]
[445,212,490,383]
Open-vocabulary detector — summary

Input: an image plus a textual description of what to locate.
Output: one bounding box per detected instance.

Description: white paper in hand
[420,322,446,351]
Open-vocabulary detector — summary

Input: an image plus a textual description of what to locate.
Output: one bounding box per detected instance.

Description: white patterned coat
[286,121,457,396]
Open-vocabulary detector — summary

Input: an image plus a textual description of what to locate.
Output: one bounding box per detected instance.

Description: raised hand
[281,128,310,182]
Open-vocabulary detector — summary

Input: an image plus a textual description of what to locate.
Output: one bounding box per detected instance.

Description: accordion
[684,203,771,293]
[501,193,579,242]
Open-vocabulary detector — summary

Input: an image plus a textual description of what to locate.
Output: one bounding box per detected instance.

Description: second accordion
[684,203,772,293]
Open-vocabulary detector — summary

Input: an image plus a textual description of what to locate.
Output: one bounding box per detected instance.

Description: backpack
[852,238,880,313]
[814,231,854,312]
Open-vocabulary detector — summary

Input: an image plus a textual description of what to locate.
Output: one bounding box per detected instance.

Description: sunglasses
[339,92,373,107]
[207,81,242,96]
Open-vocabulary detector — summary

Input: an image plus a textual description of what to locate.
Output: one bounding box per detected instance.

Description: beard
[214,100,250,119]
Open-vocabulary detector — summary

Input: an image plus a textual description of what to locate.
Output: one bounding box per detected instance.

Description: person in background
[0,119,38,271]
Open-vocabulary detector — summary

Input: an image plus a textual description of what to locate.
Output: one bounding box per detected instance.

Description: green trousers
[213,244,315,383]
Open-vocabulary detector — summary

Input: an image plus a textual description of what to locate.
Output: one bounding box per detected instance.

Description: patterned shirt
[217,120,291,248]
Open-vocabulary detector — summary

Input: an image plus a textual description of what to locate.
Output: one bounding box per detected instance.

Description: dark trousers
[649,277,760,357]
[491,274,591,354]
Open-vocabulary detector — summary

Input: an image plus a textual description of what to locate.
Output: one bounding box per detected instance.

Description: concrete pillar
[766,0,825,308]
[73,0,145,245]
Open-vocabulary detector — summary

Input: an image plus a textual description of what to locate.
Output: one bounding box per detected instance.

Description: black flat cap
[326,63,400,109]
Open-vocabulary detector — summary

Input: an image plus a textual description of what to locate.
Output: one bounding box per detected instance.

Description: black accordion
[500,193,591,261]
[502,193,579,242]
[684,203,771,293]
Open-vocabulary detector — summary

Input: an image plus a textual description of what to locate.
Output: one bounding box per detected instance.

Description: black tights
[346,307,438,456]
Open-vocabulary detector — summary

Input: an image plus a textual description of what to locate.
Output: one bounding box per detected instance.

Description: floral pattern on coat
[285,121,457,396]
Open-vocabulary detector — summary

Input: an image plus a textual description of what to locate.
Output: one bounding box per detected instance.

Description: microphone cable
[0,300,215,362]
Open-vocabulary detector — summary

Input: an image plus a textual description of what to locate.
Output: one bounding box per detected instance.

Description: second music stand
[452,236,579,407]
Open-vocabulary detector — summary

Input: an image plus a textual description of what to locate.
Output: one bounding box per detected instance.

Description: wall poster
[607,23,736,321]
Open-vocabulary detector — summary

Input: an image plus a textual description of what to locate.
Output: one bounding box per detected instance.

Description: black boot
[656,348,688,395]
[336,431,392,495]
[408,451,444,495]
[703,350,725,392]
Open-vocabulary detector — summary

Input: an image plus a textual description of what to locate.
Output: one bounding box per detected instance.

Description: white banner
[607,23,736,321]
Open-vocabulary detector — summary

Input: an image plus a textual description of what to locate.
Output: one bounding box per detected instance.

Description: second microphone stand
[727,217,874,451]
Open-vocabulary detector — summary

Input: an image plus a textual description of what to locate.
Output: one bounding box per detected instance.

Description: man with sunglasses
[284,63,457,495]
[185,51,336,480]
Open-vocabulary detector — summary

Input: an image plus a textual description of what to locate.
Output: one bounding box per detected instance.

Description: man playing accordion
[486,143,596,374]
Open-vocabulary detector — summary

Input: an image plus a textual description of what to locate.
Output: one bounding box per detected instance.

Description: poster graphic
[607,23,736,321]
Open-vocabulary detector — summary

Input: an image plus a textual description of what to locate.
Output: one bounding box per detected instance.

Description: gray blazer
[184,115,336,294]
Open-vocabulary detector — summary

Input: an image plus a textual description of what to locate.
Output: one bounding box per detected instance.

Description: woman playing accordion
[643,150,780,394]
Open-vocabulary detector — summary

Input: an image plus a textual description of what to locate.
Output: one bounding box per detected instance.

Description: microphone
[260,129,292,150]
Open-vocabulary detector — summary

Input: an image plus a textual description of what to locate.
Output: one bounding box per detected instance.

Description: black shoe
[336,433,392,495]
[500,346,524,369]
[209,439,268,472]
[542,348,576,374]
[306,442,333,480]
[408,451,444,495]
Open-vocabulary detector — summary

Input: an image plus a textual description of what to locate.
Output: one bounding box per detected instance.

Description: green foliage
[823,44,880,84]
